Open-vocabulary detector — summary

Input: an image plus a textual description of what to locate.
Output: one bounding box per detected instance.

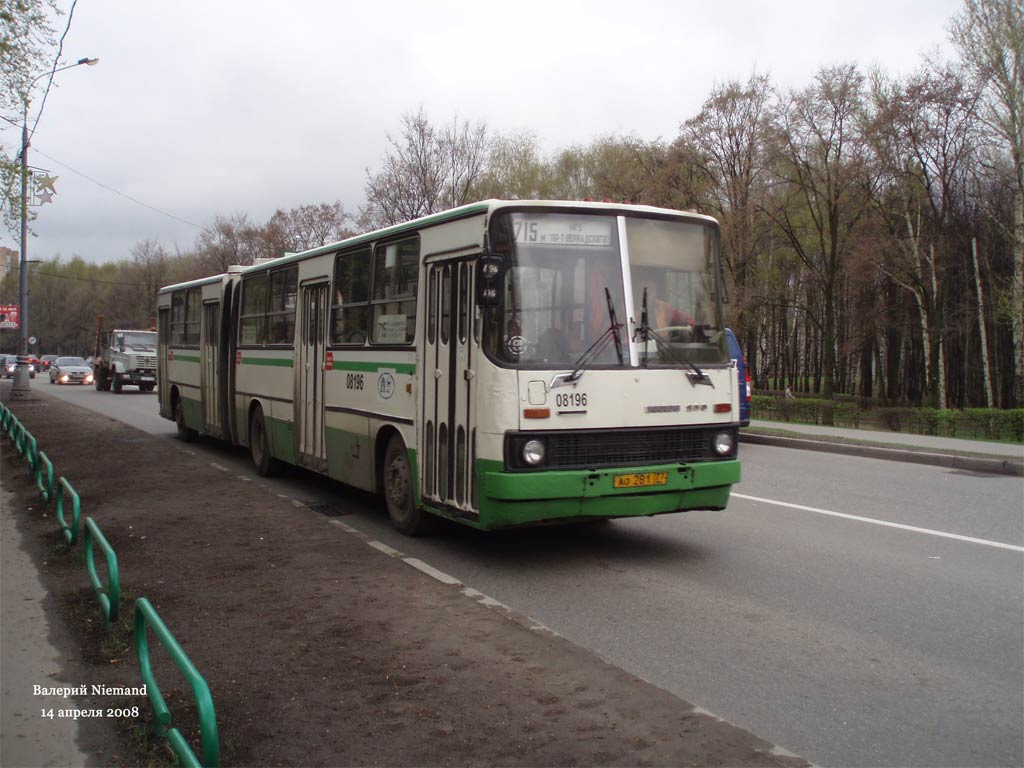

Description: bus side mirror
[476,254,504,307]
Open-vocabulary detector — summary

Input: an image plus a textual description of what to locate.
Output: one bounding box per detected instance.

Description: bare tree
[267,201,354,252]
[194,213,262,273]
[951,0,1024,405]
[682,73,777,369]
[130,238,170,325]
[362,108,490,228]
[767,65,877,402]
[869,64,982,407]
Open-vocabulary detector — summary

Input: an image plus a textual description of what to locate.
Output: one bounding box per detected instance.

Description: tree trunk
[822,290,836,402]
[929,245,947,409]
[1014,186,1024,407]
[971,237,994,408]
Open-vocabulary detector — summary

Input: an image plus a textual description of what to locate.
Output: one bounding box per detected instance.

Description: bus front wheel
[383,435,433,536]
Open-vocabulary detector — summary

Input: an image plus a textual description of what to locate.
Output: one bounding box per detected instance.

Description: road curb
[740,432,1024,476]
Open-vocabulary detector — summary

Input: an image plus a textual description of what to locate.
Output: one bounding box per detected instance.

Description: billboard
[0,305,19,329]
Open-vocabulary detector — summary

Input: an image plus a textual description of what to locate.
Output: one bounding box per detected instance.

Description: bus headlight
[712,431,735,456]
[522,439,546,466]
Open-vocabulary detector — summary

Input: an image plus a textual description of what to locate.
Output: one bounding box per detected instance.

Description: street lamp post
[11,56,98,398]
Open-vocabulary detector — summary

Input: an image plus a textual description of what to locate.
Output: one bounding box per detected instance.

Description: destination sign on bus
[513,217,612,247]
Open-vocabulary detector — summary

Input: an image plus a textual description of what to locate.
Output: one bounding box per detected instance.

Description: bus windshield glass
[486,211,726,368]
[487,212,626,368]
[626,217,726,365]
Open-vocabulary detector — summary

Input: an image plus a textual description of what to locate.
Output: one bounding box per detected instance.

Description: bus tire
[249,406,281,477]
[383,435,433,536]
[175,395,197,443]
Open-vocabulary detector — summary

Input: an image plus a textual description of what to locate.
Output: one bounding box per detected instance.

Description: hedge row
[750,394,1024,442]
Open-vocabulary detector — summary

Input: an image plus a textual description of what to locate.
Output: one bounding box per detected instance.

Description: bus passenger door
[201,301,222,437]
[421,259,479,517]
[297,282,328,471]
[157,307,171,419]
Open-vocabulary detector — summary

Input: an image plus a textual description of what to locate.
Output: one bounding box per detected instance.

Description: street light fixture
[11,56,99,397]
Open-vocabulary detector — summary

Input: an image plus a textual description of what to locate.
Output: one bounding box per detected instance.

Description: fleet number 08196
[556,392,587,408]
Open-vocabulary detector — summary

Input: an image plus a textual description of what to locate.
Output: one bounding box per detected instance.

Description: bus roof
[157,200,720,290]
[157,273,230,295]
[236,200,718,276]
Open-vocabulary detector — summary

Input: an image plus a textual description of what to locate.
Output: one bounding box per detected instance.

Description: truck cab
[94,328,158,393]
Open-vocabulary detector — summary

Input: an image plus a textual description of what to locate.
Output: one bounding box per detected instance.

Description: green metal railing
[36,450,54,503]
[84,517,121,627]
[5,404,220,768]
[134,598,219,768]
[25,432,38,478]
[55,477,81,545]
[14,421,25,455]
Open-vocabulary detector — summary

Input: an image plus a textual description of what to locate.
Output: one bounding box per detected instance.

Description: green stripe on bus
[329,360,415,375]
[173,354,201,363]
[241,357,294,367]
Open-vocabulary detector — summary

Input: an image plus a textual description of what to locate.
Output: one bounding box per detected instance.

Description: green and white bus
[157,200,740,534]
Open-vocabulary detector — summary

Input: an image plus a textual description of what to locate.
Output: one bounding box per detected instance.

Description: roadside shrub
[747,396,1023,443]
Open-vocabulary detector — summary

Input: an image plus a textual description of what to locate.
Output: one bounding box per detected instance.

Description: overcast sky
[2,0,964,266]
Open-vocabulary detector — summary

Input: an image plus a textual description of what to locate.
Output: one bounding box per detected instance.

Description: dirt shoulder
[1,388,807,767]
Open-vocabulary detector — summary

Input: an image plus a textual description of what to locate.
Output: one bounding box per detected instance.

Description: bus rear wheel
[383,435,433,536]
[249,406,281,477]
[175,396,196,443]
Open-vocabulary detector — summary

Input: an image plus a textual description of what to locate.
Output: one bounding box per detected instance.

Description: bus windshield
[486,211,726,368]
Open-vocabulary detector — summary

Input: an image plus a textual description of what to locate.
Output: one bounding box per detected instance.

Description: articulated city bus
[157,201,740,535]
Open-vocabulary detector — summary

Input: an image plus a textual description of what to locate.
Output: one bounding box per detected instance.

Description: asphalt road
[36,381,1024,767]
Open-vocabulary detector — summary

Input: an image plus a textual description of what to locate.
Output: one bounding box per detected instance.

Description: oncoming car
[49,356,94,385]
[2,354,35,379]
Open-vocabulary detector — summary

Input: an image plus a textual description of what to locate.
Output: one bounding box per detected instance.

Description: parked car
[725,329,751,427]
[49,356,94,385]
[40,354,59,371]
[2,354,35,379]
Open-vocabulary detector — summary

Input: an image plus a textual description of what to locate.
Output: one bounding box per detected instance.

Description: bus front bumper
[475,459,740,529]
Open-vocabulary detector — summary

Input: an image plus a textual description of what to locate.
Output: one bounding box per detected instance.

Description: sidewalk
[1,485,91,768]
[742,418,1024,476]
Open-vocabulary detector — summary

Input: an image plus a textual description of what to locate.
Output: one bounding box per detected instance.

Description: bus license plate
[613,471,668,489]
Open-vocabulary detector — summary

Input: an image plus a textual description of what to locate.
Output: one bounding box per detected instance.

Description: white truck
[93,325,158,393]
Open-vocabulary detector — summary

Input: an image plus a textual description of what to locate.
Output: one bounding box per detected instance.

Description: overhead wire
[2,6,205,231]
[29,0,79,140]
[29,147,204,229]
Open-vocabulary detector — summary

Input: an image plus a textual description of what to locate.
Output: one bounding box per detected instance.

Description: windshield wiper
[633,288,713,387]
[550,287,624,389]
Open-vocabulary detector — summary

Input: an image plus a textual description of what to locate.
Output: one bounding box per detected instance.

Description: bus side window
[332,248,370,345]
[370,237,419,345]
[267,267,297,345]
[171,291,185,346]
[239,274,268,346]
